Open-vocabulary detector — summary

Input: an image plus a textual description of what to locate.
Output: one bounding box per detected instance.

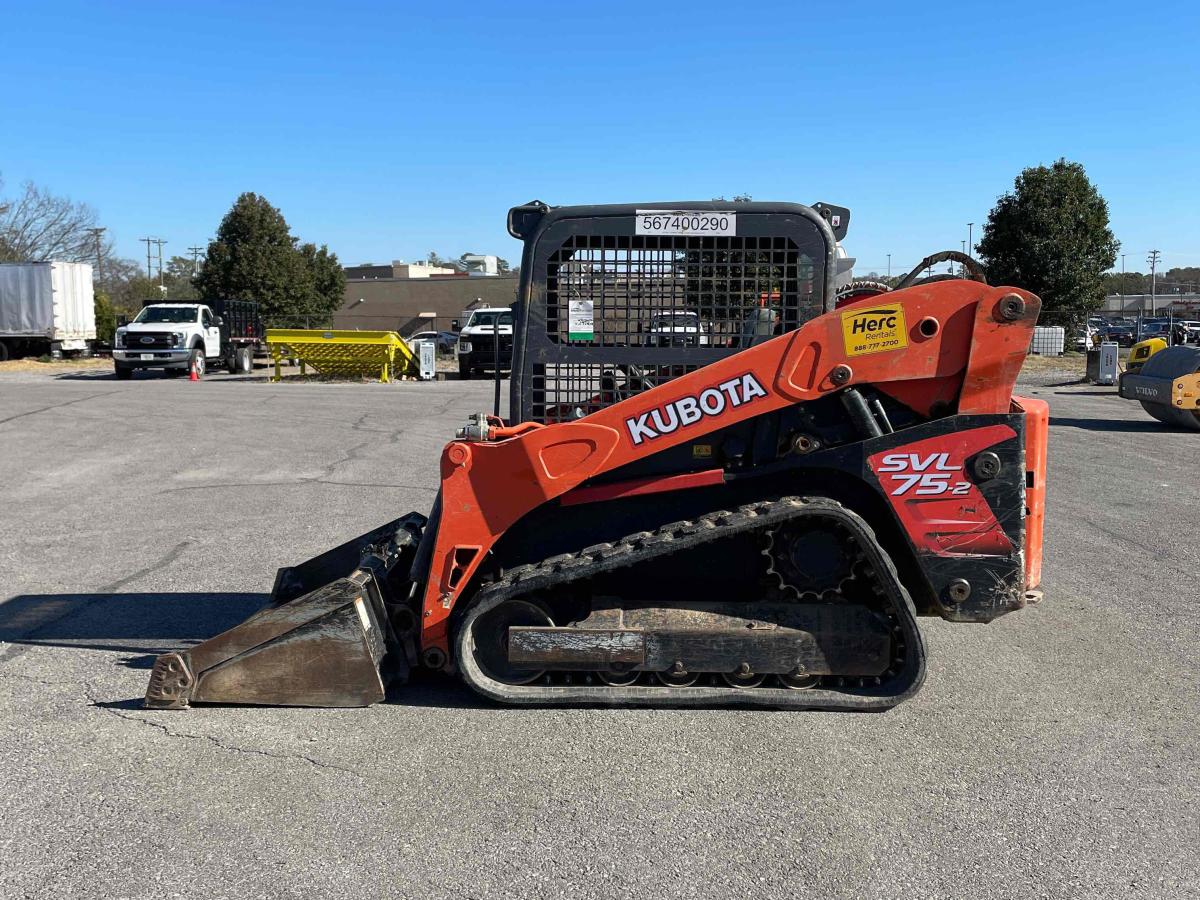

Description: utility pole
[1148,249,1161,314]
[86,227,106,286]
[188,246,204,274]
[152,239,167,291]
[140,237,155,278]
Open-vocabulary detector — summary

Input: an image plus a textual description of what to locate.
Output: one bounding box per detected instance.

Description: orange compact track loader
[146,201,1047,712]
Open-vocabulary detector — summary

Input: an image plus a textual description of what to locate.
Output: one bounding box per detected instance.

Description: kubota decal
[841,305,908,357]
[625,372,768,446]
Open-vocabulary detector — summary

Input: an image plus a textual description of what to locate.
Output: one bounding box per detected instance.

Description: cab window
[201,309,213,328]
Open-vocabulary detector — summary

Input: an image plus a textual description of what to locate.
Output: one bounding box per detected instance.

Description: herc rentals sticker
[841,305,908,357]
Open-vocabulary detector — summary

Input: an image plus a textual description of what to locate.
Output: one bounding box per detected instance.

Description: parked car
[405,330,457,353]
[1139,322,1172,341]
[1074,325,1098,350]
[1098,324,1136,347]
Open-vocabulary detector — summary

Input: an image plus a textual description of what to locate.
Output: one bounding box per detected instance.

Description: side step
[508,603,891,676]
[144,513,426,709]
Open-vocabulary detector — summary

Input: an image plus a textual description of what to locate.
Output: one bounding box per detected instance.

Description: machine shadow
[1,590,492,711]
[0,591,270,656]
[1049,416,1177,433]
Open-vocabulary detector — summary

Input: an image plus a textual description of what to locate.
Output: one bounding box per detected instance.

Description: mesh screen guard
[511,206,834,424]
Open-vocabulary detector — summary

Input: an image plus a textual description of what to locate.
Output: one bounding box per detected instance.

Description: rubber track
[455,496,927,711]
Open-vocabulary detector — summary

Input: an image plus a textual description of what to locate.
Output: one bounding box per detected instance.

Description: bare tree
[0,178,111,263]
[0,176,145,309]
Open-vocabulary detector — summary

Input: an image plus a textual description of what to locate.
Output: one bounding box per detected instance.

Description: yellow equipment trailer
[265,329,418,383]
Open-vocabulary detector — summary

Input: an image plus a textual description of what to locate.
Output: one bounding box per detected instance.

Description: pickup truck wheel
[189,348,205,378]
[225,352,238,374]
[458,360,472,380]
[0,341,9,362]
[237,346,253,373]
[114,363,132,380]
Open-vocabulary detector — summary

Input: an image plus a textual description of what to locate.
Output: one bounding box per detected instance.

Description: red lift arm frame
[419,281,1041,655]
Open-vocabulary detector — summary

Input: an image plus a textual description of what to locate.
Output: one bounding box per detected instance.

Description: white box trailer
[0,261,97,360]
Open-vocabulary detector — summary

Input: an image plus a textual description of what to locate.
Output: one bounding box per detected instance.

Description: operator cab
[506,201,849,424]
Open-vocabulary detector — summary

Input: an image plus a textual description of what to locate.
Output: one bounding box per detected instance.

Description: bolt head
[973,451,1002,480]
[997,294,1025,321]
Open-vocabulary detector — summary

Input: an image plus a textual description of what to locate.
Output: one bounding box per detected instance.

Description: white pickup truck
[113,301,261,379]
[455,307,514,380]
[645,309,711,347]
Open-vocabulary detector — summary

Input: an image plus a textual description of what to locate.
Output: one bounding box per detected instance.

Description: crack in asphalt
[154,411,439,496]
[83,682,363,778]
[0,389,124,428]
[0,671,78,689]
[3,673,363,780]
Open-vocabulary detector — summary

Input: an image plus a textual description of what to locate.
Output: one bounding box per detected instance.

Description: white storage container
[1030,325,1065,356]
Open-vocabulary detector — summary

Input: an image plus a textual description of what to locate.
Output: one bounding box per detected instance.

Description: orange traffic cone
[189,362,199,381]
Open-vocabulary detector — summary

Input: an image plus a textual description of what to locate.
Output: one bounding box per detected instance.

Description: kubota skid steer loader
[146,201,1047,712]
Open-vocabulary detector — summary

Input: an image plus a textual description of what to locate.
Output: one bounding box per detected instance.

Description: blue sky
[2,1,1197,275]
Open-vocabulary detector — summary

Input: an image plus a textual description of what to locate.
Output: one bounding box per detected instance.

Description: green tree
[976,159,1118,310]
[195,192,342,322]
[161,254,200,301]
[1103,271,1149,295]
[93,290,117,343]
[295,242,346,319]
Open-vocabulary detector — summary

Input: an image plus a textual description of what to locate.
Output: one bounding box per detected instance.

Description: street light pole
[886,254,891,278]
[967,222,974,256]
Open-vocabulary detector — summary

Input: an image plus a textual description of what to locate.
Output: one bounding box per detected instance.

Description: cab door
[201,308,221,357]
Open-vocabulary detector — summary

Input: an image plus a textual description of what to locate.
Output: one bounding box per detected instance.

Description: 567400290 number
[635,210,736,237]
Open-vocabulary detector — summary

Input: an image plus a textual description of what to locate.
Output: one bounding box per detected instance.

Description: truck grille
[469,334,513,355]
[127,332,173,349]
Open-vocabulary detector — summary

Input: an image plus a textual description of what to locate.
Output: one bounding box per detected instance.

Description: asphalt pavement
[0,366,1196,899]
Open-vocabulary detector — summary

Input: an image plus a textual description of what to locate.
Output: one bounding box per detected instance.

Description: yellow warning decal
[841,305,909,357]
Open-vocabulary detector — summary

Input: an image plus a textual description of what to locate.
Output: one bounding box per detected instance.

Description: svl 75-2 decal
[876,451,970,496]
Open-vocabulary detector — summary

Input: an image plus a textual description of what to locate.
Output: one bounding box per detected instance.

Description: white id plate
[140,353,155,360]
[635,210,736,237]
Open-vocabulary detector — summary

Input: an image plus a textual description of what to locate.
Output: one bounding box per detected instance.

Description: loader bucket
[145,512,427,709]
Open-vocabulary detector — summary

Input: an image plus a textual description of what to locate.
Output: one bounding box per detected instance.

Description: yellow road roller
[1119,345,1200,429]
